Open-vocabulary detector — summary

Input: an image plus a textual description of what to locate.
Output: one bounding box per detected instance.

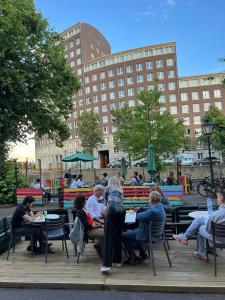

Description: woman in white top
[76,174,85,188]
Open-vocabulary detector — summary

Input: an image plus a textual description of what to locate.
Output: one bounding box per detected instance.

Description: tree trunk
[0,142,7,178]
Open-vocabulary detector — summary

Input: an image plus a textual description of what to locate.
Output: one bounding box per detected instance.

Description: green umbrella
[121,157,127,178]
[61,152,97,172]
[147,144,156,182]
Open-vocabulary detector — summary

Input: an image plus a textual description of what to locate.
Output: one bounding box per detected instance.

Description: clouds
[165,0,176,6]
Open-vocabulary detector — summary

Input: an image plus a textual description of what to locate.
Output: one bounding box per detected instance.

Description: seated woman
[173,192,225,261]
[73,193,104,255]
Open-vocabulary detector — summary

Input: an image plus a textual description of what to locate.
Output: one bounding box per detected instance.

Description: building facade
[35,22,225,169]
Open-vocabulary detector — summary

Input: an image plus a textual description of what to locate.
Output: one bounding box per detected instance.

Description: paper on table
[125,212,136,223]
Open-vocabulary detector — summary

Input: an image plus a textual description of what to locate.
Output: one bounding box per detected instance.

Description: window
[195,128,202,137]
[128,88,135,96]
[77,58,81,65]
[76,48,81,55]
[92,95,98,103]
[181,93,188,101]
[160,107,166,114]
[169,94,177,102]
[126,65,134,73]
[110,103,117,110]
[167,59,174,66]
[93,84,98,92]
[168,82,176,90]
[137,74,143,82]
[192,92,199,100]
[168,70,175,78]
[108,69,115,77]
[100,82,106,90]
[103,116,108,123]
[102,105,108,112]
[112,126,117,133]
[182,105,189,113]
[156,60,163,68]
[203,90,210,99]
[69,51,74,58]
[75,38,80,45]
[100,72,106,79]
[158,83,165,91]
[77,68,82,75]
[79,99,84,106]
[109,80,115,89]
[194,116,201,125]
[148,85,155,91]
[136,63,143,71]
[118,78,124,86]
[193,104,200,112]
[204,103,210,111]
[70,61,75,67]
[85,76,90,84]
[157,72,164,80]
[147,73,154,81]
[159,95,166,103]
[117,66,124,75]
[146,61,153,69]
[90,53,94,59]
[118,90,125,98]
[214,89,221,98]
[128,99,135,107]
[104,137,109,144]
[127,77,134,85]
[183,117,190,125]
[94,106,99,113]
[85,87,90,94]
[92,74,97,81]
[100,94,106,102]
[170,106,177,114]
[110,92,116,99]
[85,97,91,105]
[215,102,222,110]
[103,126,109,134]
[119,101,125,109]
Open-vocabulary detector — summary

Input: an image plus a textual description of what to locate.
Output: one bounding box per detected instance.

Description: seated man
[85,185,105,223]
[122,191,166,264]
[11,196,43,253]
[32,178,51,203]
[173,192,225,261]
[70,174,78,188]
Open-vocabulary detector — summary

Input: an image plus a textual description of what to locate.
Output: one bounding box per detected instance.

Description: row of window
[179,76,223,88]
[63,27,81,40]
[180,90,222,101]
[84,46,175,72]
[65,48,81,57]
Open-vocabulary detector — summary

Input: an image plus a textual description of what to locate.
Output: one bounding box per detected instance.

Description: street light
[202,120,214,187]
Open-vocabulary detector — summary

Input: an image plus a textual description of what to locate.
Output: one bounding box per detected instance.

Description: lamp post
[202,120,214,187]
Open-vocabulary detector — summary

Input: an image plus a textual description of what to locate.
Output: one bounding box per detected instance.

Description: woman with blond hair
[101,176,126,273]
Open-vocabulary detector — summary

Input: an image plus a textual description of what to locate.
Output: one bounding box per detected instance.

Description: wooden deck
[0,240,225,292]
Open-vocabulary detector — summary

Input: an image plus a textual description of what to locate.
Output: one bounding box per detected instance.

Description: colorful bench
[63,188,94,209]
[160,185,184,206]
[16,188,44,206]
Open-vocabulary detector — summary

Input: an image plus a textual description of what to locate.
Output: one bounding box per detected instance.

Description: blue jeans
[182,217,206,239]
[122,228,145,258]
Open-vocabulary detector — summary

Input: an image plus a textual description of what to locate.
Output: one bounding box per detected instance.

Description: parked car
[133,160,148,167]
[107,159,129,168]
[194,157,220,166]
[162,158,175,165]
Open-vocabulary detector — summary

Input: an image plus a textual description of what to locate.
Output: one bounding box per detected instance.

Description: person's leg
[196,225,212,258]
[122,228,139,258]
[113,208,126,264]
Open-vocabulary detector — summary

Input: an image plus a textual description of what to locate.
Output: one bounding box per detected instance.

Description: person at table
[102,173,108,187]
[101,176,126,273]
[151,186,172,211]
[11,196,44,253]
[122,191,165,265]
[32,178,51,203]
[76,174,85,188]
[85,185,105,223]
[173,192,225,261]
[70,174,78,188]
[138,174,144,185]
[73,193,104,255]
[130,171,139,186]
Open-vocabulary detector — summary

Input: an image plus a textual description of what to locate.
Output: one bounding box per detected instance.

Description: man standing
[122,191,166,264]
[85,185,105,223]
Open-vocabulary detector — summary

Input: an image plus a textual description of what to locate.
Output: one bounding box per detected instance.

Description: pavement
[0,289,224,300]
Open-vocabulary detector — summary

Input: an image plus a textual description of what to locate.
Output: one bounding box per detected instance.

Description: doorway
[99,150,109,168]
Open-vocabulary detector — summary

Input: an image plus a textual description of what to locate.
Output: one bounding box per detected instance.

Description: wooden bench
[16,188,44,206]
[63,188,94,209]
[160,185,184,206]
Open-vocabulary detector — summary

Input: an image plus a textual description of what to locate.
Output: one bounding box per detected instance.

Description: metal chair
[44,216,69,263]
[135,221,172,276]
[207,222,225,276]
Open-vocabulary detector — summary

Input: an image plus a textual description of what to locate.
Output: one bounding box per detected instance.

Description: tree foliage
[112,89,186,168]
[0,0,80,173]
[77,111,104,155]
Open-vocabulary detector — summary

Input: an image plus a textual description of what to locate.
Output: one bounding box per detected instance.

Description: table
[34,214,59,223]
[188,211,208,219]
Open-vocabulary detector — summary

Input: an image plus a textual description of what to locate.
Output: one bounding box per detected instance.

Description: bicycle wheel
[197,182,212,197]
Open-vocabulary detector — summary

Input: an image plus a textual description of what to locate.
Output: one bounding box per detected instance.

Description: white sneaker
[100,266,111,273]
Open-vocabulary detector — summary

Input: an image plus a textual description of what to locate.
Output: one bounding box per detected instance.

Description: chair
[207,222,225,276]
[44,216,69,263]
[135,221,172,276]
[7,222,34,260]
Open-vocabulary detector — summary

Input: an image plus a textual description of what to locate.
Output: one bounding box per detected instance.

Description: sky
[12,0,225,161]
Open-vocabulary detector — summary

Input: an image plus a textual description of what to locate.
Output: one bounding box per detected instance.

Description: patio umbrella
[121,157,127,178]
[147,144,156,182]
[61,152,97,172]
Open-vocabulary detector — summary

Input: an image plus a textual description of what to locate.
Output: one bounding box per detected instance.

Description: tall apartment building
[35,22,225,169]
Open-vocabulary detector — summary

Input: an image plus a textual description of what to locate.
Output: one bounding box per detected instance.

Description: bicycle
[197,176,223,197]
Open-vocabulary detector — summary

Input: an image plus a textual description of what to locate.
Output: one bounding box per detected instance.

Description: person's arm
[29,210,35,217]
[77,209,89,230]
[23,213,35,223]
[136,207,155,222]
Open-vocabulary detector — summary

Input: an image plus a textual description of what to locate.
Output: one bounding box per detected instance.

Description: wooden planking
[1,240,225,292]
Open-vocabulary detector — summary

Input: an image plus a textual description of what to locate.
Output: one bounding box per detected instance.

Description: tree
[77,111,103,155]
[202,107,225,158]
[0,0,80,175]
[112,89,186,168]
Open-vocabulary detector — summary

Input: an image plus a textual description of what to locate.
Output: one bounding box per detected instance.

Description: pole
[25,158,28,182]
[207,135,214,187]
[38,159,42,188]
[13,159,18,206]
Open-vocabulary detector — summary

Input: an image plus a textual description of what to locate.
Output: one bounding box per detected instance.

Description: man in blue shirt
[122,191,165,264]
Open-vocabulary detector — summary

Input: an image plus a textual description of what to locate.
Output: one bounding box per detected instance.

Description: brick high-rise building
[35,23,225,169]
